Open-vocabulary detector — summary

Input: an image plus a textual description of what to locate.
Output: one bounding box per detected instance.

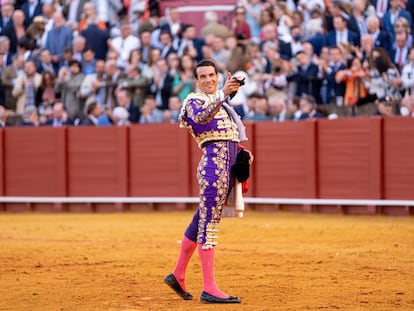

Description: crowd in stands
[0,0,414,127]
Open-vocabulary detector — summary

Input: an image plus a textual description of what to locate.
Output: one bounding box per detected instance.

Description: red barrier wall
[383,118,414,200]
[4,127,67,196]
[317,118,382,199]
[1,117,413,215]
[253,121,317,198]
[129,124,191,197]
[67,127,128,197]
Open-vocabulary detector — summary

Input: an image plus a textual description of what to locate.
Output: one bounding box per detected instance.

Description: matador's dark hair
[194,59,218,79]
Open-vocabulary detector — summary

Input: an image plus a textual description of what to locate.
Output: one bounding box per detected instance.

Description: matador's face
[195,65,218,95]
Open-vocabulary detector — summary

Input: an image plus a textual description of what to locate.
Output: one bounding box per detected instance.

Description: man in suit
[45,101,72,126]
[383,0,412,41]
[366,15,392,54]
[115,88,140,123]
[0,36,12,68]
[80,20,110,61]
[159,30,177,59]
[325,15,360,48]
[150,58,173,111]
[81,101,102,126]
[324,46,346,105]
[21,0,43,28]
[0,3,14,36]
[391,31,410,72]
[45,12,73,71]
[288,51,322,103]
[175,24,205,62]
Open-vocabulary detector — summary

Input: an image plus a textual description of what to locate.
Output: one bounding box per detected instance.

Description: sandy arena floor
[0,211,413,311]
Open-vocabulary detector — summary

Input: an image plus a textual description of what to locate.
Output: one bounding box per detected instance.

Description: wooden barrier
[0,117,413,215]
[253,120,317,212]
[129,124,191,211]
[3,127,67,212]
[66,126,128,212]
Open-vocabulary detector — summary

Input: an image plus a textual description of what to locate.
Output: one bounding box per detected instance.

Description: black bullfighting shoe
[164,273,193,300]
[200,291,241,304]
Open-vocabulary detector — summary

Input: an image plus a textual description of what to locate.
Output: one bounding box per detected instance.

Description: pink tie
[398,49,403,66]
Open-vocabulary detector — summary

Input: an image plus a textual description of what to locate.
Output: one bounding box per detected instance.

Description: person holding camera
[164,59,252,304]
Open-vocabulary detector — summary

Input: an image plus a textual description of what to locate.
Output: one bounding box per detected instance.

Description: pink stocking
[198,244,229,298]
[172,236,197,291]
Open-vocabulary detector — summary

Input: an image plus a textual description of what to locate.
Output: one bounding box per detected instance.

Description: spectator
[323,46,347,105]
[45,12,73,70]
[71,35,86,62]
[37,49,56,75]
[231,6,251,45]
[269,96,288,122]
[44,100,70,126]
[287,95,306,120]
[374,47,403,100]
[366,15,392,54]
[0,36,12,68]
[20,105,39,126]
[166,95,181,123]
[172,54,195,101]
[288,50,322,104]
[150,58,173,111]
[139,30,154,64]
[115,88,140,123]
[393,17,413,49]
[55,59,85,120]
[244,93,269,121]
[239,0,262,43]
[305,19,326,57]
[1,53,24,113]
[279,25,304,61]
[112,106,130,126]
[263,59,289,100]
[39,3,55,49]
[159,7,183,41]
[0,3,14,36]
[36,70,56,109]
[80,59,106,105]
[141,47,161,79]
[391,31,410,72]
[348,0,368,38]
[4,9,26,54]
[401,46,414,96]
[159,30,176,59]
[274,2,294,42]
[21,0,43,28]
[78,2,107,32]
[175,24,204,61]
[139,94,164,124]
[107,22,140,70]
[382,0,412,43]
[12,60,42,115]
[400,94,414,116]
[325,15,360,48]
[335,56,368,112]
[373,96,396,116]
[102,59,127,108]
[81,101,102,126]
[200,11,231,40]
[117,64,149,109]
[80,18,110,61]
[81,46,97,75]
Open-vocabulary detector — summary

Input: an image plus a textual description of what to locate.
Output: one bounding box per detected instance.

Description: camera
[232,77,245,86]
